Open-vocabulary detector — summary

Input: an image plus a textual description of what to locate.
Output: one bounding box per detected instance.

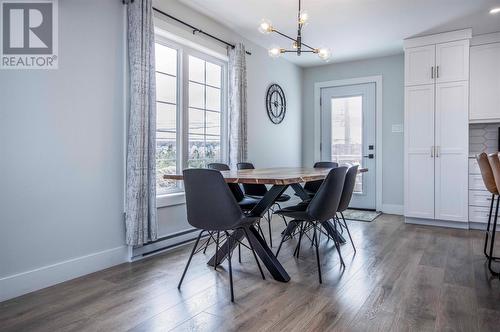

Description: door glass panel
[331,96,363,193]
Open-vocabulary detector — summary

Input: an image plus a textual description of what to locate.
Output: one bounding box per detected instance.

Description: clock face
[266,84,286,124]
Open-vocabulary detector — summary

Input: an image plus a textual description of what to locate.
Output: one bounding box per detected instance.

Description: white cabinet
[404,85,435,219]
[435,40,470,83]
[470,42,500,122]
[434,81,469,222]
[405,45,435,86]
[405,40,469,87]
[404,30,470,226]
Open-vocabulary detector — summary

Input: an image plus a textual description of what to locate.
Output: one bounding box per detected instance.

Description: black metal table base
[207,180,347,282]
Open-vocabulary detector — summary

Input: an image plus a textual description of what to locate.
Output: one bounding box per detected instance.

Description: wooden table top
[163,166,368,185]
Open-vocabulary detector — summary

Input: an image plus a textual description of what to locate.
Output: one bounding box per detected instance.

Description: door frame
[314,76,383,212]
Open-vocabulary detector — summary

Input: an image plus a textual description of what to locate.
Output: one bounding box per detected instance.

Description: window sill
[157,192,186,208]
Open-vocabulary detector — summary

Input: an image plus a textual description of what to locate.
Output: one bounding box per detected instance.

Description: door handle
[431,146,434,158]
[436,146,440,158]
[431,66,434,79]
[363,154,374,159]
[436,65,439,78]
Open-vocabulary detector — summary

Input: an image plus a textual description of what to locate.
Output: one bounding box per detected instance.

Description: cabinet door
[435,40,469,83]
[404,85,435,219]
[470,42,500,122]
[405,45,435,86]
[435,81,469,222]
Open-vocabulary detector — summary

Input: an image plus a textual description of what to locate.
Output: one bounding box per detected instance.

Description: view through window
[331,96,363,193]
[154,40,226,195]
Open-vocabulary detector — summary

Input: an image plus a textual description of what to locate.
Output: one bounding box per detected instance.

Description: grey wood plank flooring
[1,214,500,332]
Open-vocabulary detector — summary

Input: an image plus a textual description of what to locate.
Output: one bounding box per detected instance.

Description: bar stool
[476,153,499,262]
[486,153,500,277]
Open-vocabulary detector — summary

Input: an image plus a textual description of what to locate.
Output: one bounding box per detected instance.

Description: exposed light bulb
[292,41,298,49]
[490,7,500,14]
[299,10,309,25]
[258,19,273,34]
[268,47,283,58]
[317,48,332,61]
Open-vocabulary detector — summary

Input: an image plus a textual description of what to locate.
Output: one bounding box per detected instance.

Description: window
[154,38,227,195]
[331,96,363,193]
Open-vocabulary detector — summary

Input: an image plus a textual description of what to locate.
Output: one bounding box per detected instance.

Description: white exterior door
[435,40,469,83]
[320,83,376,210]
[404,45,436,86]
[434,81,469,222]
[404,84,435,219]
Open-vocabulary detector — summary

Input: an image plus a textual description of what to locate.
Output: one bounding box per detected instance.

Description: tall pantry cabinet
[404,29,471,227]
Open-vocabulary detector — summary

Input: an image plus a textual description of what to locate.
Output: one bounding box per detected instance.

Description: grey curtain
[228,43,248,169]
[125,0,157,246]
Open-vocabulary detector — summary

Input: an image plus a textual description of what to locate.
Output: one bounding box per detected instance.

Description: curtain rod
[152,6,252,55]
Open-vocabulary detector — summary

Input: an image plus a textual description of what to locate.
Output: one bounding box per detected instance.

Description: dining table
[164,166,367,283]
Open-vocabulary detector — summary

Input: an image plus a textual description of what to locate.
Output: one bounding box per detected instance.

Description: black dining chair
[178,169,266,302]
[274,167,348,283]
[303,161,339,198]
[206,163,264,259]
[335,165,359,252]
[207,163,261,211]
[237,162,290,247]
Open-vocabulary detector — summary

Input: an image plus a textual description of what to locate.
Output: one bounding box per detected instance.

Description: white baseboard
[405,217,469,229]
[0,246,129,302]
[382,204,403,215]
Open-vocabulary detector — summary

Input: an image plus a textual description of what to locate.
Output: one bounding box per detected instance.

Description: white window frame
[155,35,229,207]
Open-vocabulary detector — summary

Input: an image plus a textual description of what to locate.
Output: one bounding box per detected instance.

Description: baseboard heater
[131,228,206,260]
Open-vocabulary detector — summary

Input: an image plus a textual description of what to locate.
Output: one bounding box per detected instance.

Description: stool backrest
[307,166,347,221]
[237,162,268,197]
[337,165,360,212]
[487,153,500,195]
[183,169,244,230]
[207,163,244,201]
[477,153,498,195]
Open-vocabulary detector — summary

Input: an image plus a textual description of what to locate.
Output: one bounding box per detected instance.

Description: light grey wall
[0,0,126,277]
[152,0,303,240]
[301,54,404,208]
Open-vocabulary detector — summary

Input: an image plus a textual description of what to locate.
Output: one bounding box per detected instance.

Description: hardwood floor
[2,214,500,332]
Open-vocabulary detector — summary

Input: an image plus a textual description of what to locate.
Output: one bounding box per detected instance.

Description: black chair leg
[267,211,273,247]
[340,212,356,253]
[332,220,345,268]
[294,223,305,258]
[214,231,220,270]
[224,231,234,302]
[178,230,204,289]
[276,233,286,258]
[242,227,266,280]
[312,223,322,284]
[488,197,500,277]
[238,243,241,263]
[484,194,500,261]
[203,231,212,254]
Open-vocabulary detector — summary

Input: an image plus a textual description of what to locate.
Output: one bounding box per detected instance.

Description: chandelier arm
[282,49,316,53]
[272,29,298,43]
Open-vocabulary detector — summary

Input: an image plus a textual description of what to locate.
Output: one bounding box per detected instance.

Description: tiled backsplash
[469,123,500,157]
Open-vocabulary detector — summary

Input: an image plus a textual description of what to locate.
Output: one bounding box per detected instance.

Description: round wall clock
[266,83,286,124]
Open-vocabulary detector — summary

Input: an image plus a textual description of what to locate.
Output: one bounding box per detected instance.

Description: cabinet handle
[431,66,434,79]
[431,146,434,157]
[436,146,440,157]
[436,66,439,78]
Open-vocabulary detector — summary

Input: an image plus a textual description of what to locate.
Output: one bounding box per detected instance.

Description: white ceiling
[178,0,500,67]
